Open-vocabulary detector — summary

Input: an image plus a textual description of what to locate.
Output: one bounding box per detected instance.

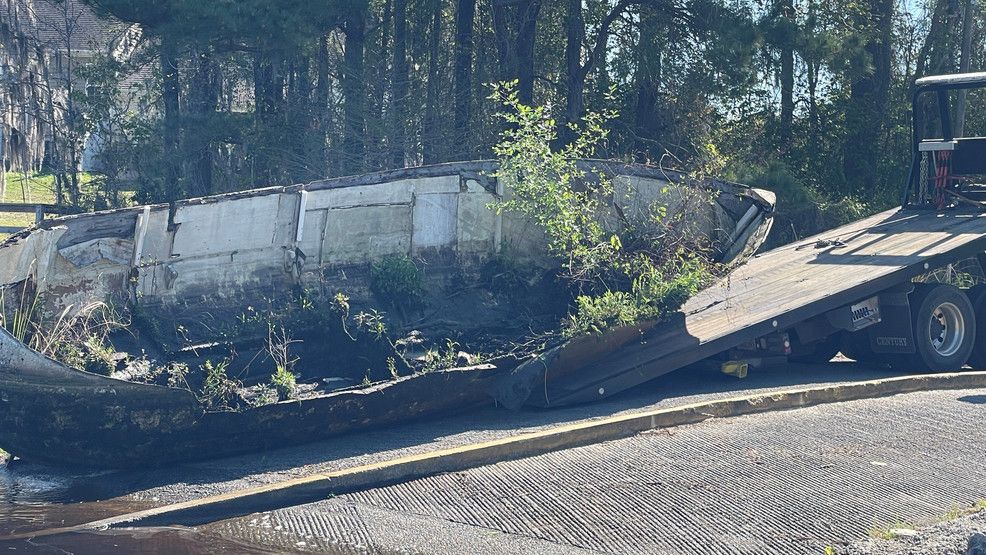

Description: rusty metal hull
[0,327,496,468]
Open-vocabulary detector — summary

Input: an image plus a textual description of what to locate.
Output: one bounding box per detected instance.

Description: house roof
[11,0,127,53]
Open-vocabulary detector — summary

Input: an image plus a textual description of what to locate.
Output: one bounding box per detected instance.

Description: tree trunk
[955,0,975,136]
[160,32,182,203]
[423,0,444,164]
[185,47,216,197]
[452,0,476,159]
[491,0,541,105]
[368,0,393,169]
[342,6,367,175]
[390,0,409,168]
[778,0,794,150]
[515,0,540,105]
[562,0,585,146]
[841,0,893,194]
[314,35,330,176]
[633,4,664,160]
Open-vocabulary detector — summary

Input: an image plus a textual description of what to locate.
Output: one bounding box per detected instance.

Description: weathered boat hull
[0,327,496,468]
[0,160,773,467]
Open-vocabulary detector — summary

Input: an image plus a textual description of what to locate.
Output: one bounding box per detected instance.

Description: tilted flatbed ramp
[514,207,986,406]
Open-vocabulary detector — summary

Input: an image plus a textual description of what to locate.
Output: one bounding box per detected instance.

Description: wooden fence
[0,203,83,234]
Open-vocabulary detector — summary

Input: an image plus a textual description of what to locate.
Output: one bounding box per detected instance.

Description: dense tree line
[5,0,986,237]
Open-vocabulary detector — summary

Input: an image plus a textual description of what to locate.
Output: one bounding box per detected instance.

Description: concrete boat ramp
[2,362,985,554]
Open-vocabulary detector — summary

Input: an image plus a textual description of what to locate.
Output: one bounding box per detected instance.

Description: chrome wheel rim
[928,301,965,357]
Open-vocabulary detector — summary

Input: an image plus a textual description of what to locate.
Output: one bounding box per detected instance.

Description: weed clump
[371,255,422,306]
[199,359,241,411]
[267,327,299,401]
[423,339,459,372]
[252,384,280,407]
[81,335,118,375]
[271,365,297,401]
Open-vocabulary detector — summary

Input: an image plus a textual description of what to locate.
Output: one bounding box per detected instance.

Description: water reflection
[0,460,142,536]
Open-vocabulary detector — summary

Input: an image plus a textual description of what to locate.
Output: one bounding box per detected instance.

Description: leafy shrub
[565,254,707,336]
[490,82,712,336]
[491,83,618,284]
[199,359,241,411]
[353,309,387,338]
[370,255,422,305]
[54,335,118,375]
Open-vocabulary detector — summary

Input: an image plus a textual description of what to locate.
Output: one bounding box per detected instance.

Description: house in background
[0,0,142,200]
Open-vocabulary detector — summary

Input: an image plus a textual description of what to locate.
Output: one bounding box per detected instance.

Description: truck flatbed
[526,207,986,406]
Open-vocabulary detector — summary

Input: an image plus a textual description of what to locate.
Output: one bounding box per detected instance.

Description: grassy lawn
[0,172,106,240]
[0,171,66,204]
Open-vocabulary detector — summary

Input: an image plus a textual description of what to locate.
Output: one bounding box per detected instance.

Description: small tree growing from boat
[489,82,713,336]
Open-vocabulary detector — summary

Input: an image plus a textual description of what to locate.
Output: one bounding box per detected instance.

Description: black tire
[789,332,843,363]
[966,285,986,368]
[890,283,976,372]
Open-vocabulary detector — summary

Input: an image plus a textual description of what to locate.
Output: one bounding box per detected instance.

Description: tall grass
[0,281,41,343]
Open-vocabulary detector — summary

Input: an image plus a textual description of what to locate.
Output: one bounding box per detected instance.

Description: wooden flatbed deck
[538,207,986,405]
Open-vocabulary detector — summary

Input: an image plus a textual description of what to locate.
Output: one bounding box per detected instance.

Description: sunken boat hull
[0,161,773,467]
[0,324,496,467]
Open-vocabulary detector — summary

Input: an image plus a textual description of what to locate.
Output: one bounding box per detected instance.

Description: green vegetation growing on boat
[490,84,713,337]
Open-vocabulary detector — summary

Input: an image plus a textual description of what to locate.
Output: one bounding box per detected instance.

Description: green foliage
[491,82,618,284]
[566,255,708,337]
[423,339,459,372]
[270,365,298,401]
[81,335,117,376]
[731,161,870,247]
[492,85,712,337]
[370,255,422,306]
[199,359,241,411]
[353,310,388,339]
[266,326,299,401]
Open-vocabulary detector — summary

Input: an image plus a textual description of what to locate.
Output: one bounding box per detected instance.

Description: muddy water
[0,460,144,536]
[0,460,369,554]
[0,461,287,554]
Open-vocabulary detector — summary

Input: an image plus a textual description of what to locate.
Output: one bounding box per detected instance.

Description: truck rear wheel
[965,285,986,368]
[892,283,975,372]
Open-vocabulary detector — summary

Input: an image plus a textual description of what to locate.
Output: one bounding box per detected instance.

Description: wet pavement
[0,360,921,552]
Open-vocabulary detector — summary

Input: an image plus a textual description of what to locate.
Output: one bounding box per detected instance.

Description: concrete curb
[6,370,986,539]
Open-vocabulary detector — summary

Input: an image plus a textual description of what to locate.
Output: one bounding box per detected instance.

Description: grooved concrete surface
[205,388,986,555]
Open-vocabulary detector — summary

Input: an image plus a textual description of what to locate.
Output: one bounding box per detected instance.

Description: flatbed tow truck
[500,71,986,408]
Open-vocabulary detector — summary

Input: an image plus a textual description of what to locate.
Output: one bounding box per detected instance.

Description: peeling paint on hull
[0,160,774,467]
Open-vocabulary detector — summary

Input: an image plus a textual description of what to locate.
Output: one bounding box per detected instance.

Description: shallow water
[0,461,286,553]
[0,461,134,536]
